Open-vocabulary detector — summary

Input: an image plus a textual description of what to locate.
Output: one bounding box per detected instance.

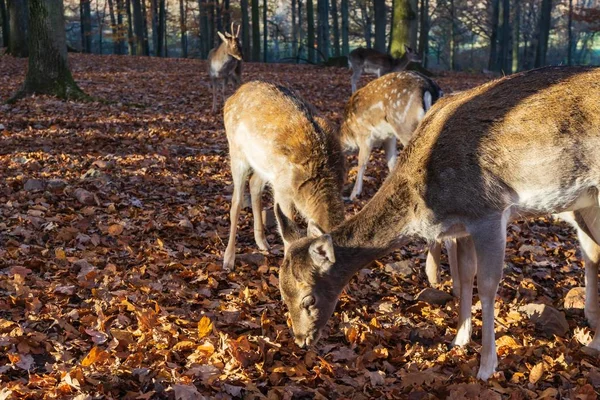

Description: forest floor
[0,54,598,400]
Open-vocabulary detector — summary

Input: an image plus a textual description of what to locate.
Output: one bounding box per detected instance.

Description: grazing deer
[223,81,346,270]
[275,66,600,381]
[208,23,243,113]
[348,45,421,93]
[341,71,443,201]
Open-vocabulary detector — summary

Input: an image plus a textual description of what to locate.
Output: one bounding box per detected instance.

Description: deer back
[224,81,346,229]
[340,72,443,149]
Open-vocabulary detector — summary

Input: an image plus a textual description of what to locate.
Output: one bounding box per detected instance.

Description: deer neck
[326,177,413,282]
[295,178,345,232]
[392,54,410,71]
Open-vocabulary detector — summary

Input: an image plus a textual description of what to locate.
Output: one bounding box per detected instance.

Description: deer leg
[452,236,476,347]
[349,143,371,201]
[351,70,361,93]
[471,218,507,381]
[447,238,461,297]
[572,209,600,331]
[221,79,226,108]
[383,136,398,172]
[211,78,218,114]
[425,240,442,286]
[223,159,250,270]
[249,174,269,251]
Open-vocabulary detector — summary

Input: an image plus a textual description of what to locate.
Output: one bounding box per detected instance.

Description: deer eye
[301,295,315,309]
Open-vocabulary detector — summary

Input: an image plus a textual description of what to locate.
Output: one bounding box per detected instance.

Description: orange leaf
[81,346,109,367]
[198,316,213,339]
[108,224,124,236]
[529,362,544,384]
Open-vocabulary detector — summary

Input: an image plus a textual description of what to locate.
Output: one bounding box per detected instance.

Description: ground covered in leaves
[0,54,599,399]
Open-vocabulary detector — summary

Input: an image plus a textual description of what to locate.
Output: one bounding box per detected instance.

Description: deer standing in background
[223,81,346,270]
[348,45,421,93]
[275,66,600,381]
[341,71,443,201]
[208,23,243,113]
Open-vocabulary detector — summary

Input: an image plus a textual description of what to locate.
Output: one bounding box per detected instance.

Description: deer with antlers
[208,23,243,113]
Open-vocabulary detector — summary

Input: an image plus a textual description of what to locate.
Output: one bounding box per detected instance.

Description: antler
[230,22,235,37]
[236,23,241,38]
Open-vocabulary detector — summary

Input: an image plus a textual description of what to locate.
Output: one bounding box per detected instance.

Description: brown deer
[208,23,243,113]
[341,71,443,201]
[223,81,346,270]
[275,66,600,381]
[348,45,421,93]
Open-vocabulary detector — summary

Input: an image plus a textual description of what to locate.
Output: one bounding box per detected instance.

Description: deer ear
[404,44,413,53]
[309,235,336,273]
[217,31,227,42]
[307,220,325,238]
[275,204,301,250]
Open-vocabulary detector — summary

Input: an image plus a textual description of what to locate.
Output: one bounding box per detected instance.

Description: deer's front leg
[425,240,441,286]
[471,220,506,380]
[383,136,397,172]
[452,236,476,347]
[249,174,269,251]
[349,143,371,201]
[211,78,218,113]
[223,160,250,270]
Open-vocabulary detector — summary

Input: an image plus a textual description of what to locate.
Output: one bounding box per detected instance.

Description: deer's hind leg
[349,141,372,201]
[223,157,251,270]
[351,69,362,93]
[249,174,269,251]
[567,208,600,350]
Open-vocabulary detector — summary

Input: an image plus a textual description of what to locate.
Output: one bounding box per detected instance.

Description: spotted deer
[275,66,600,381]
[341,71,443,201]
[348,45,421,93]
[223,81,346,270]
[208,23,243,113]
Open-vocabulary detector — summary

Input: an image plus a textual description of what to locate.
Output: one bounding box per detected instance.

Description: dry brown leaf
[198,316,213,339]
[529,362,544,384]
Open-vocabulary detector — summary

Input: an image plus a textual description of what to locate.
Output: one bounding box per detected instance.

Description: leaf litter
[0,54,598,398]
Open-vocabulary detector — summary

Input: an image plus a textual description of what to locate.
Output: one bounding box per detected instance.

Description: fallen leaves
[0,54,597,399]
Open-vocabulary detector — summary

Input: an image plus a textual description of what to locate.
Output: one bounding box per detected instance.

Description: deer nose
[294,335,307,348]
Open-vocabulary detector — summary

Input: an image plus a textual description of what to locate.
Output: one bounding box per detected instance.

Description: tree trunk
[306,0,314,62]
[107,0,119,53]
[341,0,348,55]
[241,0,250,58]
[126,0,135,55]
[223,0,230,29]
[208,0,214,50]
[0,0,9,48]
[409,0,417,48]
[488,0,499,71]
[164,0,168,56]
[534,0,552,67]
[251,0,259,61]
[96,0,104,53]
[80,0,92,53]
[179,0,187,57]
[263,0,267,62]
[151,0,158,55]
[390,0,411,57]
[116,0,126,54]
[567,0,572,65]
[7,0,28,57]
[158,0,165,56]
[499,0,510,72]
[330,0,340,57]
[131,0,146,55]
[360,2,371,48]
[512,0,520,72]
[373,0,385,52]
[297,0,303,58]
[198,0,209,58]
[11,0,86,101]
[317,0,328,60]
[418,0,429,67]
[449,0,455,70]
[141,0,150,55]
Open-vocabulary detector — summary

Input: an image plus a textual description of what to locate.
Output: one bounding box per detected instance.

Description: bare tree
[331,0,340,56]
[7,0,28,57]
[10,0,86,101]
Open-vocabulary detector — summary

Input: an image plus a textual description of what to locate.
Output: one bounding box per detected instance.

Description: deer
[348,45,422,93]
[341,71,443,201]
[208,23,243,113]
[222,81,347,270]
[274,66,600,381]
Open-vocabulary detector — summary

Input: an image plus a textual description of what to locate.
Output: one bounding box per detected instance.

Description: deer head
[393,44,421,69]
[217,22,243,61]
[275,205,342,348]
